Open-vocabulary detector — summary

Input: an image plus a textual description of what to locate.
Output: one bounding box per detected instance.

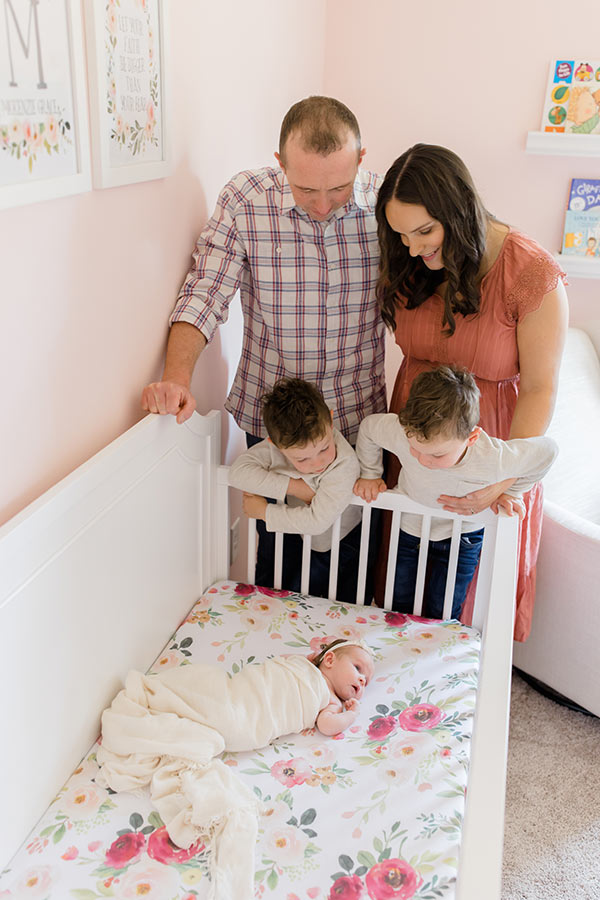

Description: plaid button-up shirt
[170,166,386,442]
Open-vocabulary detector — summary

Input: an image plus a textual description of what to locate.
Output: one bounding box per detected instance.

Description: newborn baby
[310,638,374,735]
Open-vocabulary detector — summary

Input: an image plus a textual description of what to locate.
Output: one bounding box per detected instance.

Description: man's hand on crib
[141,380,196,424]
[438,478,516,516]
[242,492,268,521]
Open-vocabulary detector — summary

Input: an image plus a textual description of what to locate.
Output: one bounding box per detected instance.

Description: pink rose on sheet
[384,612,408,627]
[365,858,421,899]
[147,827,204,864]
[105,832,146,868]
[367,716,397,741]
[13,865,58,898]
[329,873,365,898]
[113,860,179,898]
[234,583,255,595]
[397,704,443,732]
[271,757,312,787]
[257,585,292,597]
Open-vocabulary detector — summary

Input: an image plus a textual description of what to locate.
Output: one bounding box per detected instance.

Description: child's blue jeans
[393,527,484,619]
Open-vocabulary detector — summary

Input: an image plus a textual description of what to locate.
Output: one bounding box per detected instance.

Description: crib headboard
[0,412,222,867]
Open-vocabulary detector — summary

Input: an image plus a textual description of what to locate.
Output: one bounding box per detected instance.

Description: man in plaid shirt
[142,96,385,591]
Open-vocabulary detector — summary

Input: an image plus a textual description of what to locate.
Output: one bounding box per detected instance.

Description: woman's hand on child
[287,478,316,504]
[438,478,516,516]
[242,492,268,521]
[492,493,526,520]
[353,478,387,503]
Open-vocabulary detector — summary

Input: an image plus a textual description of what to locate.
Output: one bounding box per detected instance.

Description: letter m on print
[4,0,47,89]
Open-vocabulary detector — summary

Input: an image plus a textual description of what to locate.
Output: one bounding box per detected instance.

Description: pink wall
[0,0,326,527]
[2,0,599,531]
[324,0,600,382]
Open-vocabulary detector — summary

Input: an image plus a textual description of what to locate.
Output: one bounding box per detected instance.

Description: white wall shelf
[555,254,600,279]
[526,132,600,157]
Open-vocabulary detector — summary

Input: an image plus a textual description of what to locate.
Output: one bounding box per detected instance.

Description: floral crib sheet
[1,581,481,900]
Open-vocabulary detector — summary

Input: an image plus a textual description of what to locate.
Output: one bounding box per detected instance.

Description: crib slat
[273,528,284,590]
[355,504,371,607]
[300,535,312,594]
[327,517,342,602]
[413,515,431,616]
[383,509,401,611]
[442,518,462,619]
[247,518,257,584]
[472,523,493,632]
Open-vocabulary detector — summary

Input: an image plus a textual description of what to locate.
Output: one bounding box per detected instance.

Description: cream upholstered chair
[513,327,600,716]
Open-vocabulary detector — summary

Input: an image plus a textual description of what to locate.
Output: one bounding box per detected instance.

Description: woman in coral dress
[375,144,568,640]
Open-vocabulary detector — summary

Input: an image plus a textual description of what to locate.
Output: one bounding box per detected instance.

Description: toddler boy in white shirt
[230,378,365,600]
[354,365,558,618]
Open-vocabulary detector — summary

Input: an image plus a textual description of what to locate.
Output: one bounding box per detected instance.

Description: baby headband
[311,637,373,668]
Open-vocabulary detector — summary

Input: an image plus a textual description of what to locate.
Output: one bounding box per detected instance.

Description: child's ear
[467,426,482,446]
[321,650,335,669]
[330,409,334,423]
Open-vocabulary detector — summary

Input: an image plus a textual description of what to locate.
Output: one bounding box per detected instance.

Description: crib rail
[216,465,515,629]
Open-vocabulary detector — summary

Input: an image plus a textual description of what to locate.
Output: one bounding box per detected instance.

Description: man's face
[275,132,365,222]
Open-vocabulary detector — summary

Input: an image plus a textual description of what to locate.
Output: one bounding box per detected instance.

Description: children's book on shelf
[561,178,600,257]
[540,60,600,134]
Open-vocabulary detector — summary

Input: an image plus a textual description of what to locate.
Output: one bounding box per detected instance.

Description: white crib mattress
[1,581,481,900]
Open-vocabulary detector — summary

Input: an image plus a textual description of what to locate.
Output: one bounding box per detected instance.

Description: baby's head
[399,365,481,470]
[312,638,374,701]
[262,378,336,475]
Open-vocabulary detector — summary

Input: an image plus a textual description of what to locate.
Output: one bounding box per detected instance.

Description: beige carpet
[502,672,600,899]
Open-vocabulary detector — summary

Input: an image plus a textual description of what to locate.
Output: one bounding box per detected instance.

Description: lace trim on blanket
[504,256,566,323]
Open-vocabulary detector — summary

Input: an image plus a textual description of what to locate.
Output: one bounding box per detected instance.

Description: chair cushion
[543,328,600,525]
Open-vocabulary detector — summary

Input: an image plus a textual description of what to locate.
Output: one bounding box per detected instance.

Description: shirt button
[275,246,281,254]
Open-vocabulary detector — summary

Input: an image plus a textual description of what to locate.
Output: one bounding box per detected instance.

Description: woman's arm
[439,281,568,515]
[509,280,569,438]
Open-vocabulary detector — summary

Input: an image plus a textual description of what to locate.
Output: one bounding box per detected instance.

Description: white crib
[0,411,518,899]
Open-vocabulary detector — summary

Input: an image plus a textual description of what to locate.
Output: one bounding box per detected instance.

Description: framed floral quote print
[0,0,91,210]
[84,0,169,188]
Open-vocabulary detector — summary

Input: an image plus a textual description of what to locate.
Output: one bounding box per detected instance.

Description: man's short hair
[279,96,361,161]
[262,378,331,449]
[399,366,480,441]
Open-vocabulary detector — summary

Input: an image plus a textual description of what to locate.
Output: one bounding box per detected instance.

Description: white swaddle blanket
[96,654,330,900]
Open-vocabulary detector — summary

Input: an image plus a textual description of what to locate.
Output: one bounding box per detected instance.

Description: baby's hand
[353,478,387,502]
[344,698,359,713]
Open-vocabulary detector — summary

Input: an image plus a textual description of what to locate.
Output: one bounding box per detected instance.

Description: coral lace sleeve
[503,236,567,324]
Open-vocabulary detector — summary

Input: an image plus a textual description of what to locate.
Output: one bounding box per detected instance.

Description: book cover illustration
[540,60,600,134]
[561,178,600,257]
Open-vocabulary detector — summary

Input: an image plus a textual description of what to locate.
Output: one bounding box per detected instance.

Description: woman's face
[385,199,445,270]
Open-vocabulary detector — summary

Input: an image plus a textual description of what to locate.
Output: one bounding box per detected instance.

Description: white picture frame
[84,0,170,189]
[0,0,92,211]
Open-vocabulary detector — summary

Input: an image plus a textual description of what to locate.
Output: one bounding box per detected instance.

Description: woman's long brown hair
[376,144,491,336]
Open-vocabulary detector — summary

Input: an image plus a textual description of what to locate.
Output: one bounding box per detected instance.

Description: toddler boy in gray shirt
[354,365,558,618]
[230,378,363,600]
